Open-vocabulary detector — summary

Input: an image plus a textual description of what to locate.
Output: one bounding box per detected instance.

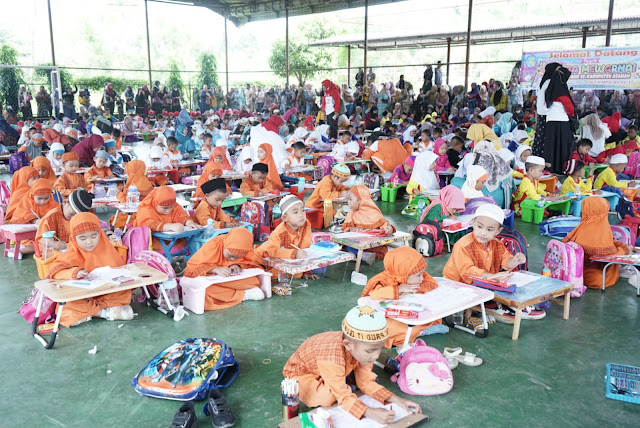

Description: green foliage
[197,52,218,89]
[0,44,24,110]
[166,60,184,92]
[73,76,148,93]
[268,20,335,86]
[34,64,74,91]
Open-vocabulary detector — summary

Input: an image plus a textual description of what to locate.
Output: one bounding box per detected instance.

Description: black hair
[628,124,638,131]
[450,135,464,146]
[203,133,213,140]
[578,138,593,148]
[525,161,543,172]
[292,142,306,150]
[433,127,443,135]
[29,126,37,132]
[572,160,585,173]
[421,129,431,136]
[111,128,121,138]
[287,124,295,133]
[167,136,178,145]
[517,123,526,130]
[343,131,352,137]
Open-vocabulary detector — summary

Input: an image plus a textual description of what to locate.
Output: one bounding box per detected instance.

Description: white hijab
[234,145,255,174]
[454,152,475,179]
[403,125,417,143]
[514,144,532,170]
[410,150,439,190]
[461,165,488,199]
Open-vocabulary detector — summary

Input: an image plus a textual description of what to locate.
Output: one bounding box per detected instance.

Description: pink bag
[543,239,585,297]
[390,339,453,396]
[122,226,152,263]
[19,288,56,325]
[623,152,640,178]
[0,180,10,208]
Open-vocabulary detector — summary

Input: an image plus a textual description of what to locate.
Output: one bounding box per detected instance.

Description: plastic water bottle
[273,203,282,220]
[453,311,465,325]
[537,195,545,208]
[203,218,215,239]
[416,198,426,221]
[575,184,581,197]
[41,231,55,261]
[127,185,139,210]
[297,177,305,194]
[157,279,181,312]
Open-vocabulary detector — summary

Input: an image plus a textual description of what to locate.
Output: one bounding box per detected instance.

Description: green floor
[1,179,639,427]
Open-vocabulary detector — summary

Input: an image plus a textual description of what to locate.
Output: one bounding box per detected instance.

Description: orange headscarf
[47,212,125,278]
[362,247,437,297]
[210,146,232,170]
[11,178,59,224]
[196,161,223,199]
[135,186,189,226]
[122,160,153,194]
[7,166,39,220]
[563,196,617,256]
[32,156,57,183]
[343,185,387,230]
[258,143,283,190]
[185,228,259,277]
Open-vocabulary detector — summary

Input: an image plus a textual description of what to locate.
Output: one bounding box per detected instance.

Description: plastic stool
[304,207,324,229]
[520,199,571,224]
[539,176,558,193]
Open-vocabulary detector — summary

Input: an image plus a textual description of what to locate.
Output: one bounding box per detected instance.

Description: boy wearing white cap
[283,306,421,424]
[512,155,561,214]
[443,204,526,283]
[594,153,638,199]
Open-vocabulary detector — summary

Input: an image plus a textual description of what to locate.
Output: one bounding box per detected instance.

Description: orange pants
[384,318,441,348]
[584,260,620,289]
[204,276,260,310]
[60,290,132,327]
[149,174,169,186]
[295,374,340,408]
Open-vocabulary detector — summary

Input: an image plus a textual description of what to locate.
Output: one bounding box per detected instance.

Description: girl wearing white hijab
[514,144,532,171]
[461,165,489,200]
[234,145,255,175]
[402,125,418,143]
[407,150,440,200]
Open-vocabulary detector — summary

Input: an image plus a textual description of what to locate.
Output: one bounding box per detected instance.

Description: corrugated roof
[308,15,640,49]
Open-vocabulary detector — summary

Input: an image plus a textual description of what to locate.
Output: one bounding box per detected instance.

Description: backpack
[122,226,152,263]
[543,239,585,297]
[611,225,632,245]
[19,288,56,326]
[462,197,498,216]
[131,250,177,302]
[496,227,528,271]
[9,152,30,174]
[362,172,380,190]
[539,215,580,238]
[623,151,640,178]
[95,116,114,134]
[316,156,336,177]
[131,337,240,401]
[390,339,453,396]
[0,180,10,208]
[412,221,444,257]
[240,201,270,241]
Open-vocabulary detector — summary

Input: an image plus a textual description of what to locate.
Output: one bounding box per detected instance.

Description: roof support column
[47,0,56,66]
[347,45,351,86]
[363,0,369,86]
[144,0,152,88]
[582,26,588,48]
[446,37,451,85]
[285,4,290,85]
[464,0,473,91]
[605,0,614,47]
[224,14,229,93]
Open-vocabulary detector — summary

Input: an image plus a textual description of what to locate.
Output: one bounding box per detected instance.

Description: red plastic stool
[305,208,323,229]
[621,216,640,243]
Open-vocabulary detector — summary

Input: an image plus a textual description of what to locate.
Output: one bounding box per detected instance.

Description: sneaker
[171,401,197,428]
[489,303,515,323]
[620,265,635,279]
[242,287,265,301]
[6,249,23,260]
[205,388,235,428]
[361,252,376,265]
[101,305,134,321]
[520,305,546,320]
[71,317,92,327]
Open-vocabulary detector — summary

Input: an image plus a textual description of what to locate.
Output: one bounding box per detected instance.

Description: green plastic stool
[520,198,571,224]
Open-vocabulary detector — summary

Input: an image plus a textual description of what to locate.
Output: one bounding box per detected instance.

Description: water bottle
[41,231,55,261]
[203,218,215,239]
[127,185,139,210]
[575,183,581,197]
[416,198,426,221]
[157,279,181,311]
[453,311,465,325]
[297,177,305,194]
[537,195,545,208]
[273,202,282,220]
[384,357,400,373]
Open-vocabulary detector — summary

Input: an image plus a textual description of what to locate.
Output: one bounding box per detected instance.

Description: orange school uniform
[84,165,115,192]
[282,331,393,419]
[193,200,233,227]
[239,175,275,196]
[442,233,514,284]
[35,206,70,252]
[54,172,89,198]
[256,220,311,259]
[305,175,348,210]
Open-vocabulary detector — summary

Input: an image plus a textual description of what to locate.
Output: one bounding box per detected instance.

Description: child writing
[417,129,432,152]
[419,185,465,223]
[388,155,415,186]
[305,164,350,225]
[239,163,274,197]
[36,189,93,253]
[234,146,254,175]
[193,178,238,228]
[47,212,134,327]
[200,133,214,159]
[329,131,352,162]
[212,146,232,170]
[5,166,39,221]
[184,228,267,310]
[282,305,422,424]
[47,142,65,174]
[568,139,596,166]
[53,152,89,198]
[513,144,532,173]
[84,150,115,192]
[342,185,395,264]
[282,142,307,170]
[10,179,59,255]
[361,247,444,348]
[32,156,57,184]
[145,146,171,186]
[461,165,489,201]
[104,139,123,170]
[512,155,561,214]
[406,151,439,202]
[434,139,454,172]
[561,160,598,195]
[594,153,638,199]
[116,160,154,203]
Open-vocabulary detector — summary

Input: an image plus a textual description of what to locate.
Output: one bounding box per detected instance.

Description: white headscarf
[18,127,30,146]
[514,144,532,170]
[53,123,64,133]
[410,150,439,190]
[454,152,475,179]
[293,127,308,142]
[499,132,513,148]
[462,165,488,199]
[511,129,529,143]
[234,145,255,174]
[403,125,418,143]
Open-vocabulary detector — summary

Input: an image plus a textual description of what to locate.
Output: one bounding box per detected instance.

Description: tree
[166,60,184,92]
[268,20,335,86]
[0,44,25,111]
[197,52,218,89]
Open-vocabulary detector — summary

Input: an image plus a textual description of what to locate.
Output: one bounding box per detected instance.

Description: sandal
[454,351,483,367]
[204,388,235,428]
[443,347,461,370]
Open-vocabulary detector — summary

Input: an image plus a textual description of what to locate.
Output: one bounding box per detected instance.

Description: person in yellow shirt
[594,153,638,200]
[561,160,598,195]
[513,155,561,215]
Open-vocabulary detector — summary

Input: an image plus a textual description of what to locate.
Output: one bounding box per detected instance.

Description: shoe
[204,388,235,428]
[101,305,134,321]
[361,252,376,265]
[6,249,23,260]
[490,303,515,323]
[171,401,197,428]
[519,305,546,320]
[242,287,265,301]
[71,317,92,327]
[619,265,635,279]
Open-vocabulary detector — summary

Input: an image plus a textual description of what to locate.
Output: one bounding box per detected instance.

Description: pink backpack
[543,239,585,297]
[122,226,152,263]
[131,250,177,301]
[0,180,10,208]
[623,152,640,178]
[19,288,56,326]
[390,339,454,396]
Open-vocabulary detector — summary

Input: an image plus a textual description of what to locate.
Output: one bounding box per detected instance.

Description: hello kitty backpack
[390,339,453,396]
[542,239,585,297]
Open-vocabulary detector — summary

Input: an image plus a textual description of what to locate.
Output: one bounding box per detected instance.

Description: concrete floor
[1,160,639,427]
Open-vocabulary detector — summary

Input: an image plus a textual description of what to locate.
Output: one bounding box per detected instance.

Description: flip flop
[452,351,483,367]
[443,347,461,370]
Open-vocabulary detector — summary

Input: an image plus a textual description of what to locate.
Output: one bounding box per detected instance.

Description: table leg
[396,325,415,355]
[480,302,488,330]
[112,210,120,227]
[354,248,363,273]
[512,307,522,341]
[34,302,64,349]
[563,291,571,320]
[123,214,132,233]
[602,262,612,293]
[13,240,20,260]
[445,232,451,252]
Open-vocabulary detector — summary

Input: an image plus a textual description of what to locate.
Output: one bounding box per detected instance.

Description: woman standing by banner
[532,63,576,173]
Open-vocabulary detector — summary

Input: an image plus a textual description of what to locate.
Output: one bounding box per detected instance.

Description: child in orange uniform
[305,163,350,226]
[193,178,238,228]
[84,150,115,192]
[53,152,89,199]
[239,163,275,196]
[282,305,421,424]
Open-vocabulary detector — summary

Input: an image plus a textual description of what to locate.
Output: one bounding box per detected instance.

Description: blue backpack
[496,227,528,271]
[131,337,239,401]
[9,152,29,174]
[539,215,581,238]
